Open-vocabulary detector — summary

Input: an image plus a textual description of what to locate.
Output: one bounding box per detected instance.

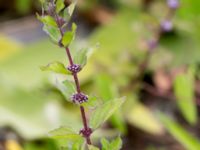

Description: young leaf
[68,1,77,16]
[89,97,126,129]
[37,14,57,27]
[48,126,82,140]
[101,137,122,150]
[56,80,76,101]
[56,0,65,13]
[110,137,122,150]
[40,61,70,75]
[88,145,100,150]
[101,138,110,150]
[62,23,77,47]
[159,114,200,150]
[173,66,197,125]
[43,25,61,43]
[73,48,88,68]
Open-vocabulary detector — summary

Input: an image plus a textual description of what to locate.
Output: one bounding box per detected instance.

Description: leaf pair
[88,137,122,150]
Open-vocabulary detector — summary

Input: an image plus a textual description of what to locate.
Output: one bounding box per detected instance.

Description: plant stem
[52,4,92,145]
[65,47,91,144]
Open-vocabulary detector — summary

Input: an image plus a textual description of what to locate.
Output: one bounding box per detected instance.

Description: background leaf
[173,66,197,124]
[159,114,200,150]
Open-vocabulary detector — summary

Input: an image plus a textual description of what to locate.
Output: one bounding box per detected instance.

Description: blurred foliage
[0,0,200,149]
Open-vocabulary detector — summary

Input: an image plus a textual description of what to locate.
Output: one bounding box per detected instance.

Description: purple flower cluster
[71,93,88,104]
[67,64,82,73]
[167,0,179,9]
[161,20,173,32]
[80,128,92,138]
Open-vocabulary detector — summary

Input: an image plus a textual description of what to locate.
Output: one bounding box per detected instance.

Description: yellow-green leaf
[126,103,163,135]
[40,61,69,74]
[48,126,82,140]
[174,66,197,124]
[37,14,57,27]
[56,0,65,13]
[62,23,77,47]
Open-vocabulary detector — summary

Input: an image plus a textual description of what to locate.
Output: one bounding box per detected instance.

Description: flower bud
[67,64,82,73]
[47,3,55,16]
[167,0,179,9]
[161,20,173,32]
[148,39,158,51]
[71,93,88,104]
[57,17,66,27]
[80,128,92,137]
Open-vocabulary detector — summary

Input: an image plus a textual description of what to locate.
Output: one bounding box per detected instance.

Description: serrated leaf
[62,23,77,47]
[56,80,76,101]
[101,138,110,150]
[73,48,88,68]
[40,61,70,74]
[101,137,122,150]
[48,126,81,140]
[56,0,65,13]
[88,145,100,150]
[43,25,61,43]
[174,66,197,125]
[159,114,200,150]
[89,97,125,129]
[37,14,57,27]
[68,1,77,16]
[110,137,122,150]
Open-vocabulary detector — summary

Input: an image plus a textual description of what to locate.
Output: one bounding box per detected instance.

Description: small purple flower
[167,0,179,9]
[148,39,158,51]
[80,128,92,137]
[47,3,55,16]
[161,20,173,32]
[57,17,66,27]
[67,64,82,73]
[71,93,88,104]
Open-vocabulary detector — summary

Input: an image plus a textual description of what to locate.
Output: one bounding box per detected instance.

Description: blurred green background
[0,0,200,149]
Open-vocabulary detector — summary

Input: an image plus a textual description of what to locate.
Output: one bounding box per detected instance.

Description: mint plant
[37,0,125,149]
[137,0,179,79]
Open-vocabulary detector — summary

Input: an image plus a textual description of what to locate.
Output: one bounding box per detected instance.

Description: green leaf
[48,126,82,140]
[174,66,197,124]
[56,0,65,13]
[43,25,61,43]
[40,61,70,74]
[88,145,100,150]
[95,73,127,133]
[68,1,77,16]
[89,97,125,129]
[101,137,122,150]
[73,48,88,68]
[110,137,122,150]
[37,14,57,27]
[56,80,76,101]
[159,114,200,150]
[101,138,110,150]
[62,23,77,47]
